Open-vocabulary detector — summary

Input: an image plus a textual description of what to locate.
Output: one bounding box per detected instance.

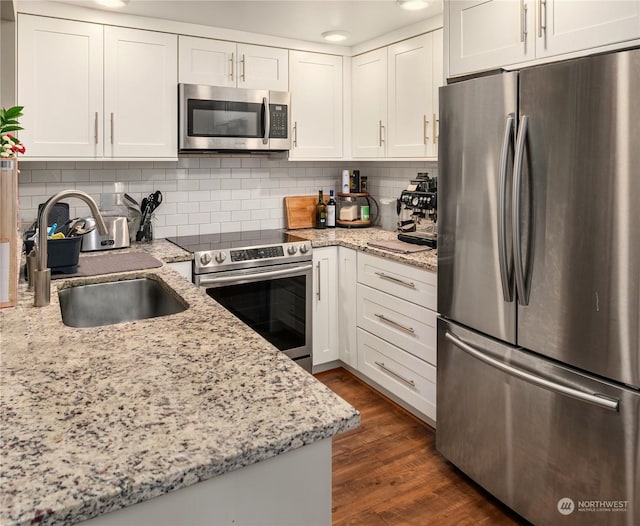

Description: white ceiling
[51,0,443,46]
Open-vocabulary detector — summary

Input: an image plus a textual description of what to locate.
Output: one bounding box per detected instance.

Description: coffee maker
[396,173,437,248]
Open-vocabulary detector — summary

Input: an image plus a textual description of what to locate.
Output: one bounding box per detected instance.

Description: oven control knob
[214,252,227,264]
[299,244,309,254]
[200,253,212,266]
[287,245,298,255]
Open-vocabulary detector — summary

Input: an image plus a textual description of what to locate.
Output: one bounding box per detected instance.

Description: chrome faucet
[33,190,108,307]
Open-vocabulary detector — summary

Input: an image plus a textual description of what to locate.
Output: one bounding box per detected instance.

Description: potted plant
[0,106,26,157]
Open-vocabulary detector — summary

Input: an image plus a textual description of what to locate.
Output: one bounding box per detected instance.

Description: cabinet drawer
[357,252,436,310]
[357,328,436,422]
[357,284,436,365]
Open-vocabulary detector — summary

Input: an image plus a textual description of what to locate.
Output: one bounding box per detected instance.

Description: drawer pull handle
[375,361,416,387]
[374,271,416,289]
[375,313,415,335]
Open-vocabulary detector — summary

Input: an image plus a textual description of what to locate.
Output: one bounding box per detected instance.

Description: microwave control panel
[269,104,288,138]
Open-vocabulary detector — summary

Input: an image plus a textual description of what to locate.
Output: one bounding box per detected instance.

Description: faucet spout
[33,190,108,307]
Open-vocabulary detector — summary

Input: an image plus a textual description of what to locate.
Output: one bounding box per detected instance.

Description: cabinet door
[448,0,534,76]
[237,44,289,91]
[338,247,357,368]
[352,48,387,158]
[387,34,433,158]
[104,27,177,158]
[312,247,339,366]
[178,36,236,87]
[17,15,103,158]
[289,51,343,159]
[431,28,444,158]
[537,0,640,58]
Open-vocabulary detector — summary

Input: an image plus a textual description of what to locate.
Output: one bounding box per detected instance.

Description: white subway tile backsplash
[16,158,437,234]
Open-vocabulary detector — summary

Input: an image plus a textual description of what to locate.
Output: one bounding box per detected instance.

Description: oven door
[179,84,270,151]
[198,262,313,371]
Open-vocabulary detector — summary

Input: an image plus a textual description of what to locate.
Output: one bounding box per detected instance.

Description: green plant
[0,106,26,157]
[0,106,24,135]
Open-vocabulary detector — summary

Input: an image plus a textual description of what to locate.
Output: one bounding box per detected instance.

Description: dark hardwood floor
[315,368,528,526]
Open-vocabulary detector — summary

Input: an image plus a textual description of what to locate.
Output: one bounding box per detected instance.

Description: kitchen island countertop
[0,246,359,526]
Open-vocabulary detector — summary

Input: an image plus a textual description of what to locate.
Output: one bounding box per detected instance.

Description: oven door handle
[198,264,312,287]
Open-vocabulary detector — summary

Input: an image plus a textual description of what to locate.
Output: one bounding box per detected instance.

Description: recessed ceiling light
[94,0,129,8]
[321,30,350,43]
[397,0,430,10]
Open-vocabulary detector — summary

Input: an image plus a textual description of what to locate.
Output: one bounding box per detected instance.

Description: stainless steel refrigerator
[437,48,640,525]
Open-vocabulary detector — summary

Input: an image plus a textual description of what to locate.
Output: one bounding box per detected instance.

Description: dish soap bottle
[315,190,327,229]
[327,189,336,228]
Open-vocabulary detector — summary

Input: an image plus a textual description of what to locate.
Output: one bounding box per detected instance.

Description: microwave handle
[262,97,270,145]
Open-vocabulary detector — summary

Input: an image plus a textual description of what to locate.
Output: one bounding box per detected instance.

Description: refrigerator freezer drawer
[436,318,639,525]
[357,328,436,422]
[357,283,437,365]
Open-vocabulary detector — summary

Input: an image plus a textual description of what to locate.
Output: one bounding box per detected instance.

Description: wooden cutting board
[285,195,323,229]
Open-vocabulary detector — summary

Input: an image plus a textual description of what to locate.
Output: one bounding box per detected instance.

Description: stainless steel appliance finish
[179,84,290,152]
[58,277,187,328]
[166,230,313,371]
[81,216,130,252]
[438,71,518,344]
[437,48,640,525]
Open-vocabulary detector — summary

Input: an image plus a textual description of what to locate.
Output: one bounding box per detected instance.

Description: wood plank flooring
[315,368,529,526]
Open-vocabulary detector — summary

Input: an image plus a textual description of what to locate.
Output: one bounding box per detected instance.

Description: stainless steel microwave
[179,84,290,152]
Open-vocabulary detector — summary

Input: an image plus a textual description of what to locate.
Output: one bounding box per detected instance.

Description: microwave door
[179,84,270,150]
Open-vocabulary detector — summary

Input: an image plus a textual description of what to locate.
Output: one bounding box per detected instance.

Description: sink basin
[58,277,187,328]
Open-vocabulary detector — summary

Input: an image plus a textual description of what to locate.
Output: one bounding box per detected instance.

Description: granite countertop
[0,243,359,526]
[289,227,438,273]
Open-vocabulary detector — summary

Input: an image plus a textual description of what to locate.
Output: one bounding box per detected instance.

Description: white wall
[17,158,437,236]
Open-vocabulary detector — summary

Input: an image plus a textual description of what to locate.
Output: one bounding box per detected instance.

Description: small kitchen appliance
[167,230,313,371]
[179,84,290,153]
[81,216,130,252]
[396,173,437,247]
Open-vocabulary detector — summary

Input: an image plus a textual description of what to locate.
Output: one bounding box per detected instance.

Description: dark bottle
[315,190,327,229]
[327,189,336,228]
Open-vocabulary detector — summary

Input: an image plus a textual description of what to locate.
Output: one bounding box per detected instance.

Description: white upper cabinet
[104,27,177,158]
[289,51,343,159]
[352,30,443,159]
[179,36,236,87]
[352,48,387,158]
[448,0,640,76]
[448,0,534,76]
[537,0,640,58]
[18,15,104,158]
[387,33,434,158]
[18,15,177,159]
[237,43,288,91]
[179,36,288,91]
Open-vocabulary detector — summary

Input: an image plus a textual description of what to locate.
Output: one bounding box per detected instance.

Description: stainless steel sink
[58,277,187,328]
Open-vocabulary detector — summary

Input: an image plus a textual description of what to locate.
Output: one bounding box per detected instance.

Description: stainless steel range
[167,230,313,371]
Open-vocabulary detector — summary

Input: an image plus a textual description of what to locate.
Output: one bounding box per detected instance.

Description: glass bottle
[327,189,336,228]
[315,190,327,229]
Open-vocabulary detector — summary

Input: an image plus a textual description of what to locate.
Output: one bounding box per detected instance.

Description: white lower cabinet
[313,246,438,423]
[312,247,339,367]
[357,284,437,365]
[358,328,436,422]
[337,247,357,368]
[355,252,437,424]
[166,261,192,282]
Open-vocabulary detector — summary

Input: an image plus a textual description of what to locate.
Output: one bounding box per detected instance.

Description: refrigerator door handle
[498,114,515,302]
[444,331,620,412]
[512,114,530,305]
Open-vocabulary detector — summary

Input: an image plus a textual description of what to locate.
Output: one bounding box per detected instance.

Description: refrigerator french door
[437,48,640,526]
